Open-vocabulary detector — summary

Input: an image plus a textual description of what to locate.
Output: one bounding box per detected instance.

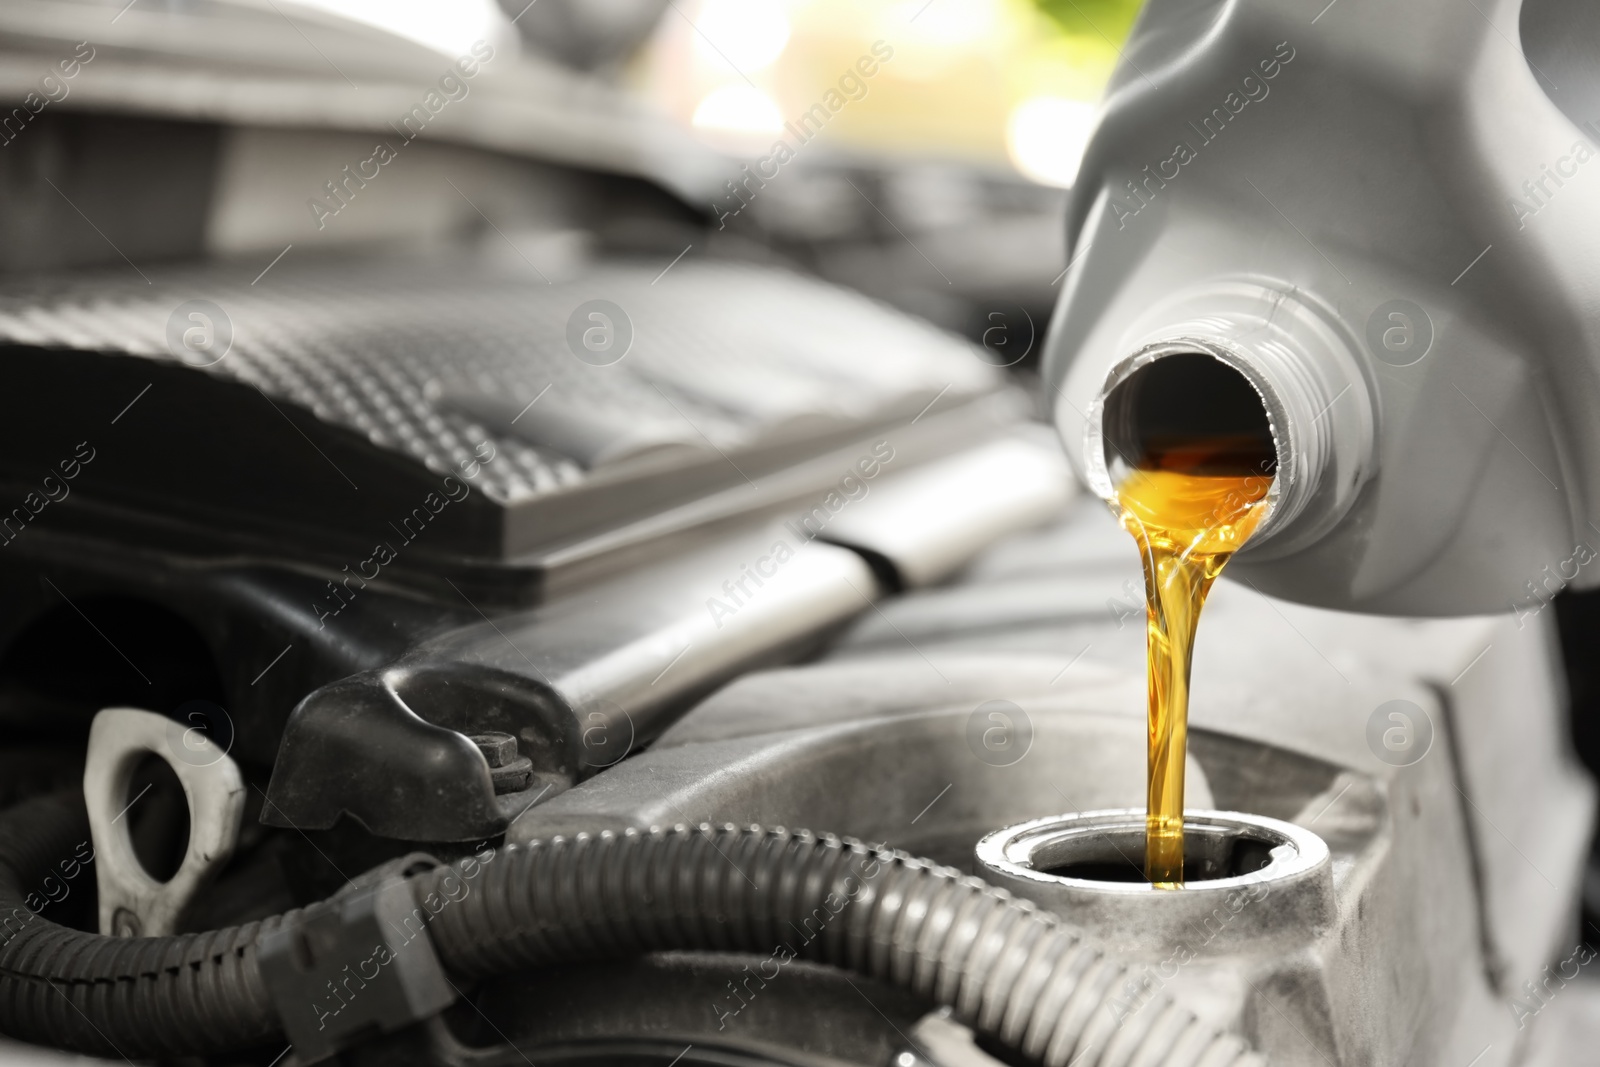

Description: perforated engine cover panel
[0,254,997,562]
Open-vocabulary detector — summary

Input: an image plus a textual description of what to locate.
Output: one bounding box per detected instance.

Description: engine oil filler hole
[1035,827,1276,884]
[975,809,1328,898]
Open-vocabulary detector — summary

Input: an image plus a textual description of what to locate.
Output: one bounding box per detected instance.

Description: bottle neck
[1082,283,1373,558]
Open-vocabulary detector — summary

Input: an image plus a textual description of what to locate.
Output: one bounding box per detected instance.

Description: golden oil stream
[1112,441,1272,888]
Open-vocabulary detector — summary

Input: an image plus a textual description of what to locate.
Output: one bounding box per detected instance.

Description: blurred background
[0,0,1145,373]
[636,0,1130,180]
[624,0,1138,361]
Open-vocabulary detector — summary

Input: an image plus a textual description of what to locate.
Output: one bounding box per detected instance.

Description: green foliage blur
[1029,0,1145,41]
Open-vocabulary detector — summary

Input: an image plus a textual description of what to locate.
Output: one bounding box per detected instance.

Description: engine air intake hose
[0,795,1261,1066]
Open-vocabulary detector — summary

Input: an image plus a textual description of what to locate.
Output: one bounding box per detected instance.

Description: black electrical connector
[258,857,455,1064]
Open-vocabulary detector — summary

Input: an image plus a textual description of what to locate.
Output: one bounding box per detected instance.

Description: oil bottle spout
[1081,282,1375,560]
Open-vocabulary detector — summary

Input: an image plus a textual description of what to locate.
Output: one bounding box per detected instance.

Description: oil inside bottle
[1104,358,1276,889]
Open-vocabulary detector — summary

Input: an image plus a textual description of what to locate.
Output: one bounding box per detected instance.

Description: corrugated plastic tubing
[0,794,1261,1066]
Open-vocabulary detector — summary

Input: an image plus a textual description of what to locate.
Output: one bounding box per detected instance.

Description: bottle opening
[1100,352,1277,481]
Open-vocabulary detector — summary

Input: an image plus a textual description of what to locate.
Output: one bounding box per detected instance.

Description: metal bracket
[83,706,246,937]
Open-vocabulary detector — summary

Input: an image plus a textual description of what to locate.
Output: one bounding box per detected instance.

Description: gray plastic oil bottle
[1042,0,1600,615]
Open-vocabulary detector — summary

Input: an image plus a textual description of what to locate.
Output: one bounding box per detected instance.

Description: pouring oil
[1111,438,1272,888]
